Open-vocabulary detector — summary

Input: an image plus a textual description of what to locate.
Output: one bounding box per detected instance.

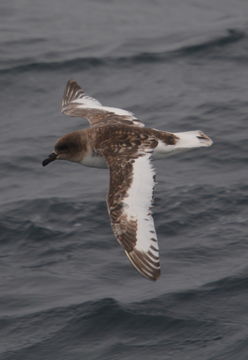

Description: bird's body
[42,80,213,281]
[54,125,211,168]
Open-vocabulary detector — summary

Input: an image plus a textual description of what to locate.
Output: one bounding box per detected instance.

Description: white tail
[153,130,213,159]
[174,130,213,148]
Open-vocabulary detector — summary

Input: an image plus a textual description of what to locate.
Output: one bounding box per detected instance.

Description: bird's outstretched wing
[61,80,144,128]
[103,144,160,281]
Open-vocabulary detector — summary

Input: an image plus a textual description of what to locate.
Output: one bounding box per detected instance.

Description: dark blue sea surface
[1,1,248,359]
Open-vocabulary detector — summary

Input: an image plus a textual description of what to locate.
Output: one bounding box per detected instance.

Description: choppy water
[1,1,248,359]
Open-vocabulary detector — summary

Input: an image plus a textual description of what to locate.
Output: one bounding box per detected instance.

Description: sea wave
[2,183,248,237]
[1,270,247,360]
[0,28,246,74]
[1,182,247,264]
[0,296,221,356]
[1,186,247,358]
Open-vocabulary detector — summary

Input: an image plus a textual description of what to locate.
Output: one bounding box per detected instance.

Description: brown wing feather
[61,80,144,128]
[98,128,160,280]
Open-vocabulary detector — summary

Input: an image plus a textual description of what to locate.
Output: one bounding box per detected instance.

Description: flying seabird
[42,80,213,281]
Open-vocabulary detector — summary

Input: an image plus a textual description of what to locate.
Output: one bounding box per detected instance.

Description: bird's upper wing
[101,138,160,281]
[61,80,144,128]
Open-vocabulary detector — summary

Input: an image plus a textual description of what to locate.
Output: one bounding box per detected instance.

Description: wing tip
[61,79,84,113]
[148,268,161,281]
[125,249,161,281]
[66,79,78,88]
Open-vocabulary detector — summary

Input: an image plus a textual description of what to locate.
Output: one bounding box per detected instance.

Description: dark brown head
[42,131,87,166]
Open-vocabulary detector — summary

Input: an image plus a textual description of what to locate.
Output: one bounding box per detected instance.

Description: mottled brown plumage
[42,80,213,281]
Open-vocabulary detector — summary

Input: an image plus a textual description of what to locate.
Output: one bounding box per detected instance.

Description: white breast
[81,153,107,168]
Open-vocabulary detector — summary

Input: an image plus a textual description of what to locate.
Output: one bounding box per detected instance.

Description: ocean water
[1,1,248,359]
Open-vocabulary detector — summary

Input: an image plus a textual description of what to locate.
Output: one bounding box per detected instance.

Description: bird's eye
[55,143,68,153]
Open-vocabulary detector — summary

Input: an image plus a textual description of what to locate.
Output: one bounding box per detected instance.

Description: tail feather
[174,130,213,148]
[153,130,213,159]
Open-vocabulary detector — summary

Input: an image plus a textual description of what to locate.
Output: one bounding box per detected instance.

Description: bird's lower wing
[104,150,160,281]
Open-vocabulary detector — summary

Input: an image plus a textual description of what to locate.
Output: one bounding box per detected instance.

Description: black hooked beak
[42,152,57,167]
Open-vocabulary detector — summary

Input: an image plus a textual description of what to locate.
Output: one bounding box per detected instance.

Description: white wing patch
[124,154,157,251]
[74,102,135,118]
[71,95,102,108]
